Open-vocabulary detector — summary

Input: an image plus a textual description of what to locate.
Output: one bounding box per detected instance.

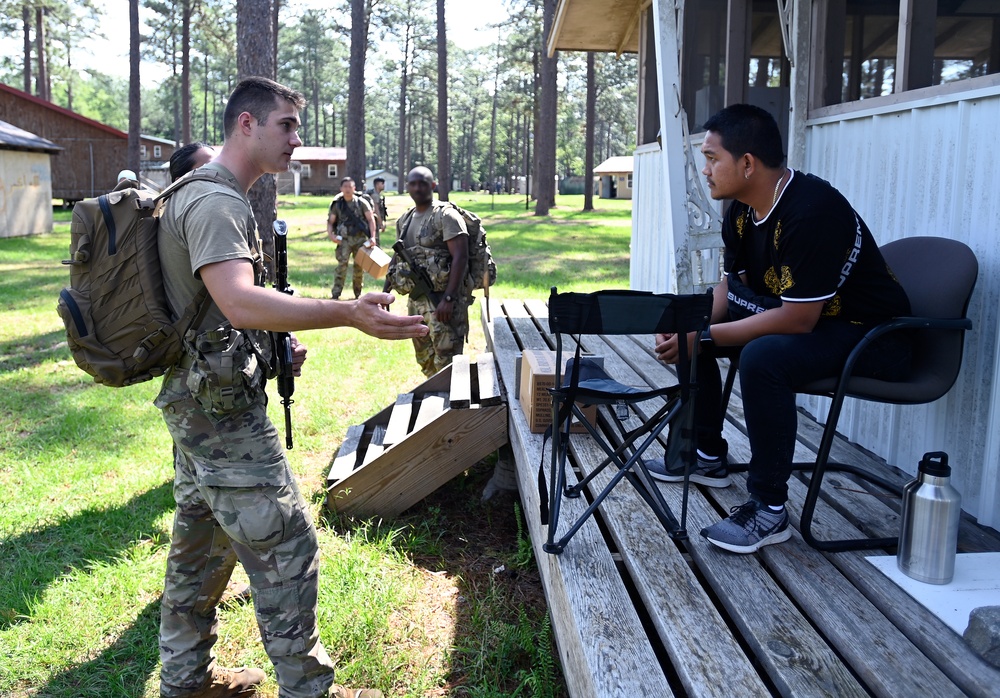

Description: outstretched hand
[353,292,428,340]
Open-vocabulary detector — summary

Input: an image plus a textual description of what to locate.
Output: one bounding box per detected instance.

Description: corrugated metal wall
[802,89,1000,528]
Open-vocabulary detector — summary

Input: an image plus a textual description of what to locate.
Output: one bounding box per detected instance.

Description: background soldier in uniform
[327,177,377,299]
[390,166,470,377]
[156,76,425,698]
[366,176,388,245]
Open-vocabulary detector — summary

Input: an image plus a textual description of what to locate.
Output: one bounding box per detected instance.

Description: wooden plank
[328,423,365,483]
[475,352,503,406]
[581,333,867,697]
[329,405,509,518]
[781,476,1000,698]
[490,307,668,697]
[361,425,386,467]
[567,432,771,697]
[449,355,472,409]
[413,392,448,432]
[608,338,971,698]
[481,297,505,352]
[383,393,414,447]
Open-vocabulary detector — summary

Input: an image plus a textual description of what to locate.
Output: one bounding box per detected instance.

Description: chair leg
[797,392,901,552]
[543,401,686,553]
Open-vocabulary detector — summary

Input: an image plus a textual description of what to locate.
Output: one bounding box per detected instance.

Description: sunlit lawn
[0,192,631,697]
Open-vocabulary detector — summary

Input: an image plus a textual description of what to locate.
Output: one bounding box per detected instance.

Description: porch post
[650,0,691,294]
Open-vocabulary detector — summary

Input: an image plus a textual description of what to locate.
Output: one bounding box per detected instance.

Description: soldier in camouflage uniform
[366,177,388,245]
[388,166,470,377]
[328,177,377,300]
[155,77,426,698]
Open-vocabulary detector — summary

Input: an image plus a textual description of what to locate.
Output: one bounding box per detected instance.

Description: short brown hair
[223,77,306,138]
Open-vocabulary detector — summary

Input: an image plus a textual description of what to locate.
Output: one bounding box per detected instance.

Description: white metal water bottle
[897,452,961,584]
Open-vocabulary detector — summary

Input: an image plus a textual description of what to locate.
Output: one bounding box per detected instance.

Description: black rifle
[391,240,441,306]
[272,219,295,450]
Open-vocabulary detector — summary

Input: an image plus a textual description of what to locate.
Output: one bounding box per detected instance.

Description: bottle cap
[919,451,951,477]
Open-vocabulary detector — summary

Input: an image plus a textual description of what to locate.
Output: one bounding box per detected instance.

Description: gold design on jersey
[823,295,842,316]
[773,220,782,249]
[764,265,794,295]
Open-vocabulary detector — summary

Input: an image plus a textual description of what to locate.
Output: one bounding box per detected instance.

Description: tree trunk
[583,51,595,211]
[347,0,368,184]
[435,0,450,200]
[397,18,410,193]
[465,94,478,189]
[35,6,48,101]
[534,0,557,215]
[22,6,31,94]
[488,40,500,195]
[128,0,141,176]
[169,32,179,144]
[182,0,192,143]
[237,0,278,273]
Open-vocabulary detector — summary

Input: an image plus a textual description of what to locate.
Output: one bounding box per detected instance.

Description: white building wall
[0,150,53,238]
[631,143,675,292]
[801,86,1000,528]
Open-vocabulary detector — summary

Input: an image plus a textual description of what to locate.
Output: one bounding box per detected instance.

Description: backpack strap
[97,195,118,255]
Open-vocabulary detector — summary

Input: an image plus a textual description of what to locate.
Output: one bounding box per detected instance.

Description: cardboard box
[519,349,600,433]
[357,243,391,279]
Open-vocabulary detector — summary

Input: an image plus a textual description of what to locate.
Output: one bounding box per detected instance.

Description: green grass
[0,193,631,697]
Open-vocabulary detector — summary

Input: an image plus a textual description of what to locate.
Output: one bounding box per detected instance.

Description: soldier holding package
[328,177,377,300]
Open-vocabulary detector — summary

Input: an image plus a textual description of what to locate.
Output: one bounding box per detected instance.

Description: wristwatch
[700,325,714,345]
[444,294,455,303]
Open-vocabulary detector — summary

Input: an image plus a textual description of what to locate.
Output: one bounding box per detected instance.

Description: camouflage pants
[155,369,336,698]
[331,232,369,299]
[408,294,469,377]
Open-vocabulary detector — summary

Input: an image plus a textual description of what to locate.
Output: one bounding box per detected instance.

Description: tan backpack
[56,172,223,387]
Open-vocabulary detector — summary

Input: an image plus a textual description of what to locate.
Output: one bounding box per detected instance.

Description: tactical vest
[392,203,467,294]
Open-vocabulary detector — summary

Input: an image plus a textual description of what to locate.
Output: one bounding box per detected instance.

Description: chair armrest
[836,315,973,386]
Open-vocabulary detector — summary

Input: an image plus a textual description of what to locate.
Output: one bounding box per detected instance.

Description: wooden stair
[325,353,509,518]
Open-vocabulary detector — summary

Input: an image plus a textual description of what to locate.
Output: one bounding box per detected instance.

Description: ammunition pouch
[182,326,266,414]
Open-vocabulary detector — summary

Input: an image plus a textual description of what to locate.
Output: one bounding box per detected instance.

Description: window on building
[627,173,633,188]
[814,0,1000,108]
[328,164,338,178]
[301,164,312,178]
[153,145,162,158]
[681,0,729,133]
[141,145,147,158]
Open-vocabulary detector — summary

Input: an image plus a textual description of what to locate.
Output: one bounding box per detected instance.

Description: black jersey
[722,171,910,325]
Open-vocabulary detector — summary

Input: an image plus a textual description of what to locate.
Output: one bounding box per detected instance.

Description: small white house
[365,169,399,192]
[0,119,60,238]
[593,156,634,199]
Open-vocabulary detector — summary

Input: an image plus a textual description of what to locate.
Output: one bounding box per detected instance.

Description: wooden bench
[482,297,1000,698]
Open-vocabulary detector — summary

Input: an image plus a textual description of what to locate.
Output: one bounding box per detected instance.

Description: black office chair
[723,236,978,552]
[541,288,713,554]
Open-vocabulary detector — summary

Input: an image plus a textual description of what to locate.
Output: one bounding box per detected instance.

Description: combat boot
[330,686,384,698]
[188,666,266,697]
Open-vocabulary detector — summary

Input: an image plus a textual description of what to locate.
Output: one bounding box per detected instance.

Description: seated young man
[646,104,911,554]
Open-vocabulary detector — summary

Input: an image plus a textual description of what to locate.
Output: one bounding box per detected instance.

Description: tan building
[593,156,633,199]
[276,146,348,196]
[0,119,60,238]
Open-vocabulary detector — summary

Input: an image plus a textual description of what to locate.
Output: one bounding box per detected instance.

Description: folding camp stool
[541,288,713,554]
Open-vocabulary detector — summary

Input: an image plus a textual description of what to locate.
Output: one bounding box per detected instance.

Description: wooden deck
[480,298,1000,698]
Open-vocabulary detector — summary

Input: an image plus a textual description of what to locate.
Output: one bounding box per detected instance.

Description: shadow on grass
[0,481,174,631]
[0,329,71,374]
[323,457,566,697]
[37,597,161,698]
